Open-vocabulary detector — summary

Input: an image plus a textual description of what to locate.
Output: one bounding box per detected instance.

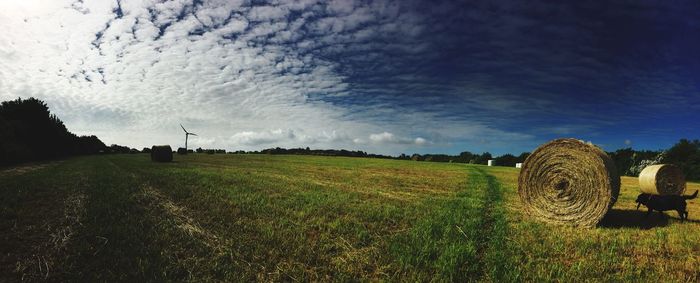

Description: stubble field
[1,154,699,281]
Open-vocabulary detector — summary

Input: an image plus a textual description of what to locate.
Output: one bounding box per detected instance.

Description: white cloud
[327,0,354,15]
[248,5,287,22]
[369,132,396,143]
[0,0,535,155]
[368,132,430,146]
[228,128,355,149]
[230,129,296,146]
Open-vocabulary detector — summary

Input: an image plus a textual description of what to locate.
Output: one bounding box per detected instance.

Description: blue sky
[0,0,698,155]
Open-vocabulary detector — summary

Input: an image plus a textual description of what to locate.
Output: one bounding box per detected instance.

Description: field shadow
[598,208,669,229]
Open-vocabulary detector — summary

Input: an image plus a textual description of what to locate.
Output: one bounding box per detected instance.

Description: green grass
[1,154,699,281]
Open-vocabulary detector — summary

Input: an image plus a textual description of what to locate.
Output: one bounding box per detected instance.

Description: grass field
[1,154,699,281]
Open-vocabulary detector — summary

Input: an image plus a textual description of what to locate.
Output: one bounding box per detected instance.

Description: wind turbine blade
[190,133,197,136]
[180,124,188,133]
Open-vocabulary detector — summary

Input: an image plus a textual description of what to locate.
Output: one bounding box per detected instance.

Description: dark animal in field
[636,190,698,221]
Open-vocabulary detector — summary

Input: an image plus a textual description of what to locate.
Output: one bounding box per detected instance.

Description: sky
[0,0,698,156]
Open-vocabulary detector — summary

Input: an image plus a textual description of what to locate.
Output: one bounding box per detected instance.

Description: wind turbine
[181,124,197,151]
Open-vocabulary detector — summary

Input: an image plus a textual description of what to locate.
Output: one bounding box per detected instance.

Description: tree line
[247,147,530,167]
[2,97,699,181]
[0,97,107,165]
[607,139,700,181]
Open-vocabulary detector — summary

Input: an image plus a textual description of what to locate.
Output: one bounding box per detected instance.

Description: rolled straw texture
[151,145,173,162]
[638,164,685,195]
[518,138,620,227]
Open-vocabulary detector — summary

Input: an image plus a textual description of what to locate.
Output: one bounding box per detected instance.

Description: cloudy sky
[1,0,698,155]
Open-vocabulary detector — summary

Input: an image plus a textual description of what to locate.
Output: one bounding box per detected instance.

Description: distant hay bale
[515,162,522,168]
[487,159,495,166]
[177,147,187,155]
[638,164,685,195]
[518,138,620,227]
[151,145,173,162]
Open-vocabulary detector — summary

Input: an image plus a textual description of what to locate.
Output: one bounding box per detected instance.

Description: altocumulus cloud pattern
[0,0,698,155]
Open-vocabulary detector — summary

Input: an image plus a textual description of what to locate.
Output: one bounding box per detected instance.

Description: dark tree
[456,151,474,163]
[474,152,492,165]
[517,152,530,163]
[495,153,518,167]
[609,148,636,176]
[0,97,106,165]
[665,139,700,181]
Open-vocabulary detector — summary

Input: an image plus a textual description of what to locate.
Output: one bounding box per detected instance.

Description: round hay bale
[518,138,620,227]
[177,147,188,155]
[151,145,173,162]
[638,164,685,195]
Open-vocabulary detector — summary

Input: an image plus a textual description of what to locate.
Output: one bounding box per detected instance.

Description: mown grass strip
[387,165,515,281]
[474,167,519,282]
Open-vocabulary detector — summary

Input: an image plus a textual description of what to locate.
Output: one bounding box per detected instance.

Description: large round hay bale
[151,145,173,162]
[638,164,685,195]
[518,138,620,227]
[177,147,187,155]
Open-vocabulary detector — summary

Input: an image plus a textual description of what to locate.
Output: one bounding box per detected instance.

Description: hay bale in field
[487,159,495,166]
[638,164,685,195]
[515,162,522,168]
[177,147,187,155]
[151,145,173,162]
[518,138,620,227]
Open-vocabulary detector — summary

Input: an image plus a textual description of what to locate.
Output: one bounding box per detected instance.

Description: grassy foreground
[1,154,699,281]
